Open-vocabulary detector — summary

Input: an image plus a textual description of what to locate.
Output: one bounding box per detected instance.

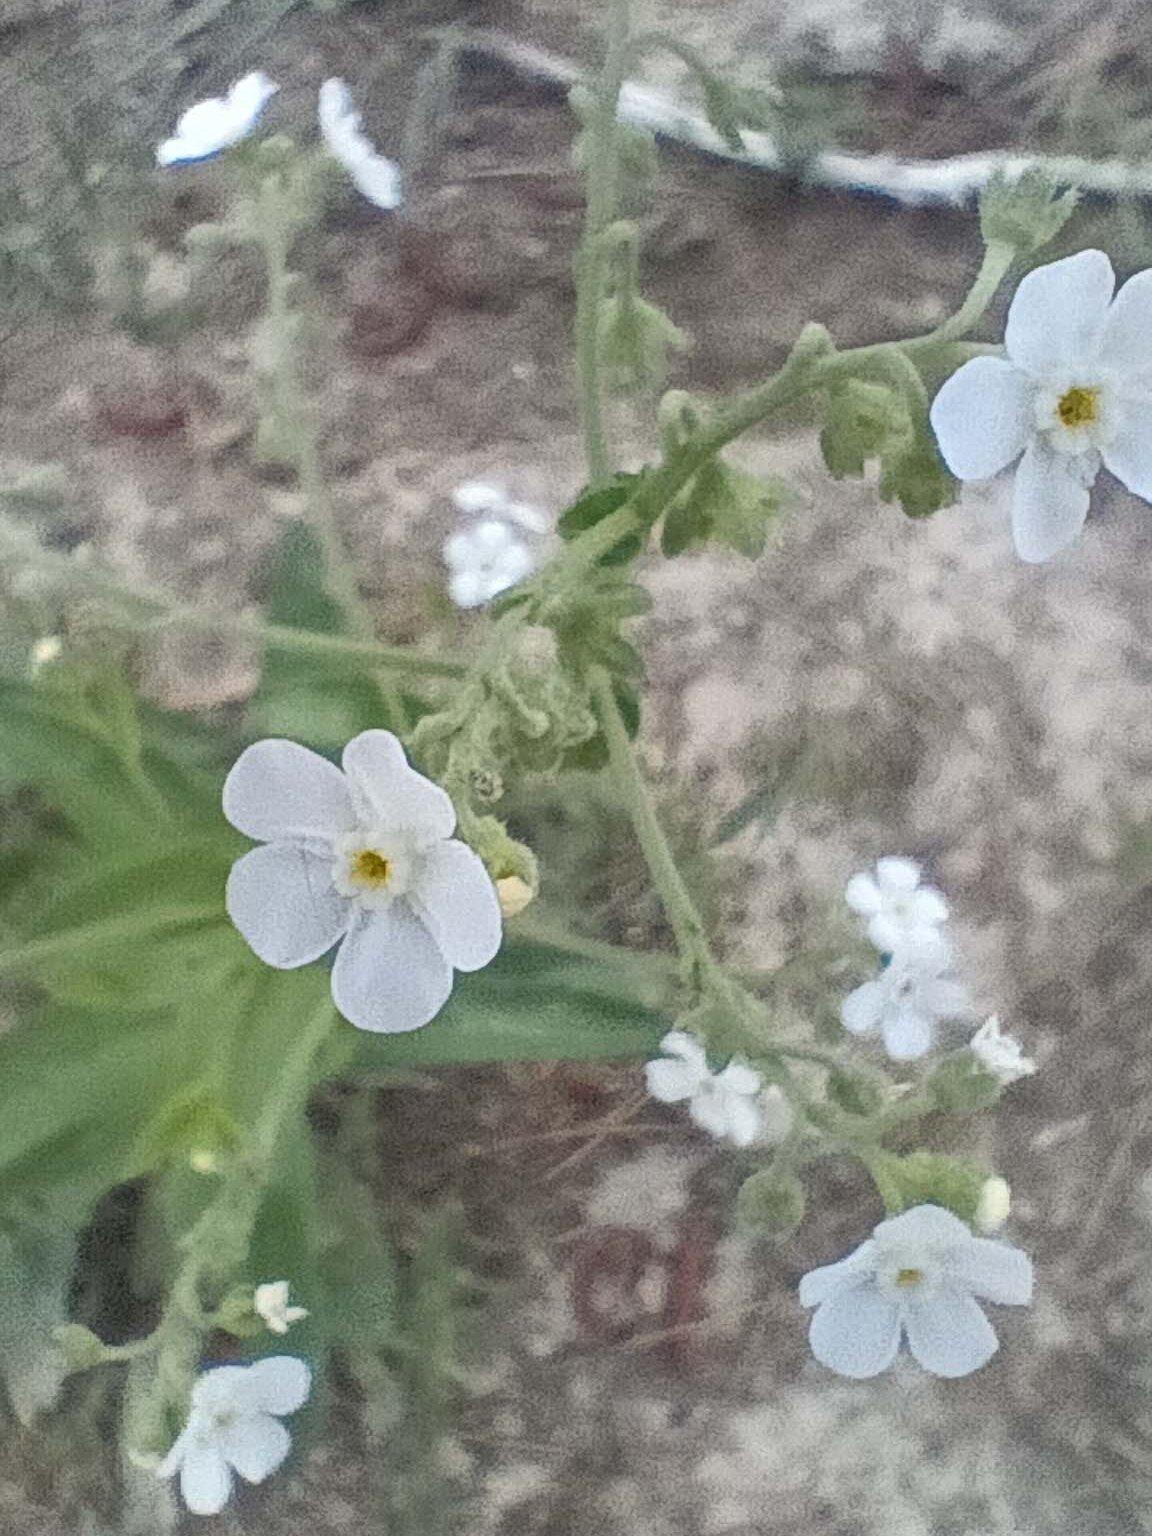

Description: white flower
[443,519,535,608]
[969,1015,1036,1086]
[223,731,502,1033]
[841,941,967,1060]
[157,72,278,167]
[318,79,403,210]
[254,1281,309,1336]
[930,249,1152,563]
[452,480,548,534]
[799,1203,1032,1379]
[845,856,948,954]
[157,1356,310,1516]
[974,1176,1012,1234]
[645,1031,768,1148]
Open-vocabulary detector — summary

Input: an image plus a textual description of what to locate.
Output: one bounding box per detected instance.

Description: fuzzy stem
[574,0,633,484]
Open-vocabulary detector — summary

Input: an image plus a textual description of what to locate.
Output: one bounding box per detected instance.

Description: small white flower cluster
[158,71,402,211]
[841,857,1036,1079]
[158,1355,310,1515]
[644,1030,793,1148]
[254,1280,308,1336]
[223,730,502,1034]
[842,856,964,1060]
[931,249,1152,563]
[443,481,546,610]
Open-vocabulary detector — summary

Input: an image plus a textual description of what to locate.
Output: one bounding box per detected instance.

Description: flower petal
[875,856,922,892]
[241,1357,312,1416]
[1011,442,1092,563]
[179,1443,234,1516]
[808,1283,902,1379]
[341,731,455,840]
[658,1030,707,1067]
[875,1203,972,1249]
[226,844,350,969]
[224,739,354,843]
[841,977,885,1036]
[798,1241,877,1308]
[688,1091,733,1141]
[1004,249,1115,376]
[881,1006,936,1060]
[410,840,502,972]
[157,1426,191,1481]
[945,1237,1033,1305]
[715,1061,763,1097]
[331,906,453,1033]
[929,358,1032,480]
[844,873,882,916]
[903,1288,998,1377]
[645,1057,701,1103]
[1101,395,1152,503]
[1100,268,1152,380]
[721,1094,764,1148]
[343,152,404,211]
[219,1413,291,1485]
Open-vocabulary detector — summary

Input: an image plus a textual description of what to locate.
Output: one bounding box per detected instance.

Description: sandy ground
[4,0,1152,1532]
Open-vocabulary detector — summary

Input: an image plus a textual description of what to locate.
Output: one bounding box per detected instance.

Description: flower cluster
[841,856,966,1060]
[158,71,402,210]
[442,481,546,609]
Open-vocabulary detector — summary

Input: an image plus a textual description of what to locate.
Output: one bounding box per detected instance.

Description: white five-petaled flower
[841,940,967,1061]
[969,1015,1036,1086]
[452,480,549,534]
[157,1356,310,1516]
[223,731,502,1033]
[254,1281,309,1336]
[930,249,1152,563]
[845,856,948,955]
[645,1031,779,1148]
[443,519,535,609]
[157,71,279,167]
[318,79,403,211]
[799,1203,1033,1379]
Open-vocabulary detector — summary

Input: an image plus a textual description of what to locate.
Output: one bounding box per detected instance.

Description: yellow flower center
[894,1267,923,1288]
[1056,386,1099,430]
[349,849,392,889]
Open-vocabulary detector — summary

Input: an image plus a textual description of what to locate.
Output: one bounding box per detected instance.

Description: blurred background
[5,0,1152,1531]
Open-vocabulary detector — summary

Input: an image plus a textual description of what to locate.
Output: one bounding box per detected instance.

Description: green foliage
[868,1151,991,1225]
[253,521,385,748]
[926,1052,1004,1113]
[820,370,958,520]
[980,168,1079,259]
[597,292,690,393]
[736,1167,806,1235]
[557,471,651,557]
[661,457,791,557]
[0,1212,76,1425]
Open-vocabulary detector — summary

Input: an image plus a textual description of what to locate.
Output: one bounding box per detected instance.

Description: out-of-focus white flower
[318,79,402,210]
[157,72,278,166]
[799,1203,1032,1379]
[223,731,502,1033]
[974,1176,1012,1233]
[931,249,1152,563]
[970,1016,1036,1086]
[845,856,948,954]
[443,519,535,609]
[451,480,548,534]
[29,636,62,673]
[645,1031,768,1148]
[254,1282,309,1336]
[841,941,967,1061]
[157,1356,310,1515]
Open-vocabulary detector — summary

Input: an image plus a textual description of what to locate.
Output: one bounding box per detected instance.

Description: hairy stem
[574,0,633,484]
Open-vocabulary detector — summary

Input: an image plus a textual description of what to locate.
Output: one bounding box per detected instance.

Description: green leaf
[349,936,668,1067]
[661,458,789,558]
[0,1214,76,1424]
[252,521,382,748]
[557,472,648,544]
[819,378,906,481]
[878,433,959,520]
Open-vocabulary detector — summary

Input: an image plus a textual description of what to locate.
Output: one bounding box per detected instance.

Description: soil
[3,1,1152,1533]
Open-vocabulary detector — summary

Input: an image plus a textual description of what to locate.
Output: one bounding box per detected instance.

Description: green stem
[574,0,633,484]
[590,665,717,994]
[921,239,1015,346]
